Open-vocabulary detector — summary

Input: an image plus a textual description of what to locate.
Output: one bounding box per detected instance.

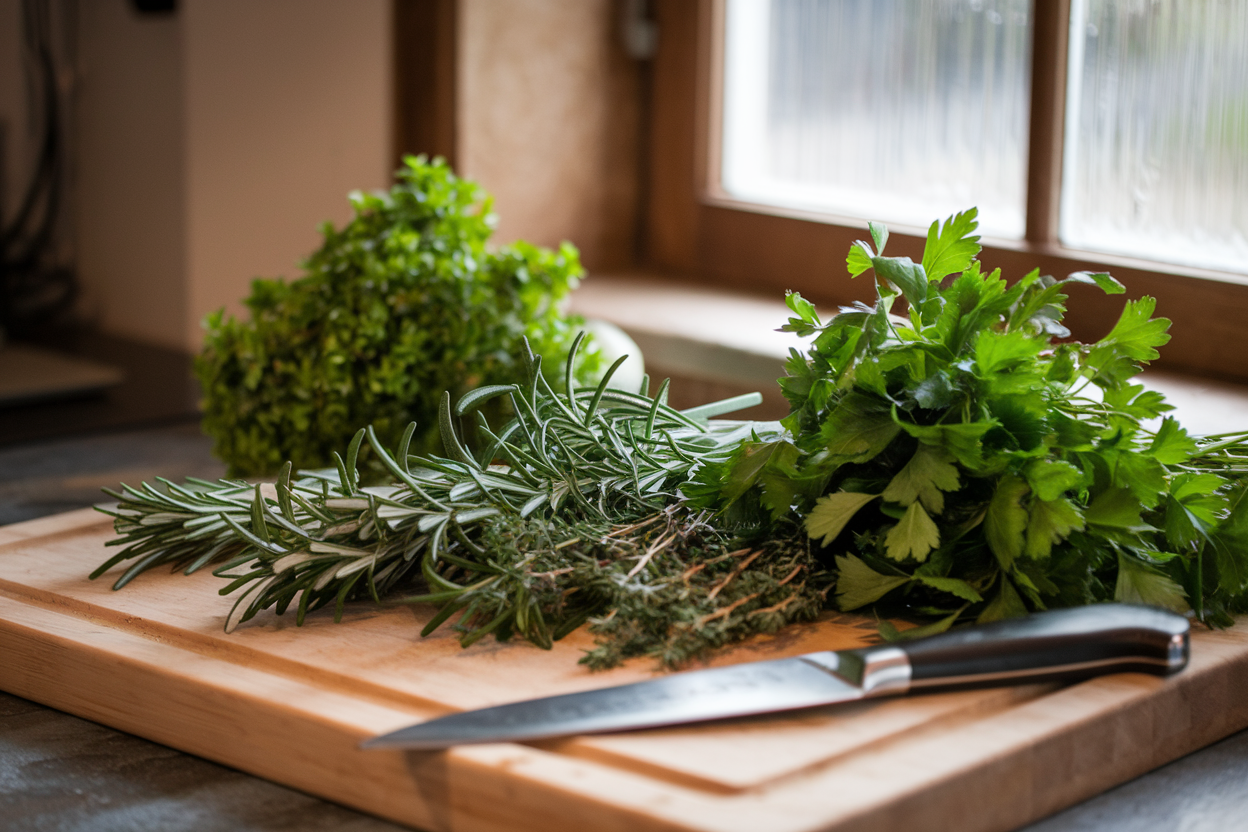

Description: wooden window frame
[643,0,1248,382]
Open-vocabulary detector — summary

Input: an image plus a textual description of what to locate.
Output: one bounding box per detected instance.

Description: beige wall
[22,0,639,350]
[457,0,641,272]
[182,0,393,351]
[71,0,393,352]
[75,0,187,348]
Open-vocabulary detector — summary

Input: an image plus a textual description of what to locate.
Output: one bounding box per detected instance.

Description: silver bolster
[800,646,911,697]
[1168,632,1189,673]
[857,646,912,697]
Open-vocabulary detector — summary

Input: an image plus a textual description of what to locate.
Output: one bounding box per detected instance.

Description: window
[643,0,1248,382]
[1061,0,1248,273]
[718,0,1248,273]
[722,0,1033,239]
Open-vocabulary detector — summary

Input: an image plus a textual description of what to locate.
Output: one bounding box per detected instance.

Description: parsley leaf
[1025,459,1084,502]
[1085,487,1151,531]
[1149,418,1197,464]
[1084,297,1172,387]
[978,575,1029,623]
[899,419,996,471]
[873,256,928,309]
[883,444,961,514]
[835,554,908,610]
[1065,270,1126,295]
[914,574,984,603]
[885,502,941,562]
[806,492,880,546]
[985,475,1030,569]
[820,392,902,462]
[1024,497,1085,559]
[1114,552,1188,612]
[847,241,874,278]
[922,208,982,282]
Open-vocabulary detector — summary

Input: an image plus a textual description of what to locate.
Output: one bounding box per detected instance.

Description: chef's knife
[362,603,1189,750]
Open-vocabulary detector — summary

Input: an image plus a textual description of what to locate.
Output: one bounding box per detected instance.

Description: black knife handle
[899,603,1190,690]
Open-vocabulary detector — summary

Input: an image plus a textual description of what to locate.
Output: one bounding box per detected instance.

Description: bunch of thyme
[94,337,824,668]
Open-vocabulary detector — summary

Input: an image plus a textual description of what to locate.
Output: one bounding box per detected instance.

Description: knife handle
[898,603,1190,690]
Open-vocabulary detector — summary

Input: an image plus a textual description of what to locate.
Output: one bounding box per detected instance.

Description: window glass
[1062,0,1248,273]
[722,0,1033,238]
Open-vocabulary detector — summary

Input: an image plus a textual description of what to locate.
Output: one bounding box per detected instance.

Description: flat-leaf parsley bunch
[689,209,1248,633]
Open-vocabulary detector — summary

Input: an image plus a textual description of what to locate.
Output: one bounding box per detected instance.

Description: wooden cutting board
[3,508,1247,832]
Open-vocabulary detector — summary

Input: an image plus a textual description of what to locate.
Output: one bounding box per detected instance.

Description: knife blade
[362,603,1189,750]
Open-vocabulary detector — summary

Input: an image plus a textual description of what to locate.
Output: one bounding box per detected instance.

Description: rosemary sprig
[93,338,813,668]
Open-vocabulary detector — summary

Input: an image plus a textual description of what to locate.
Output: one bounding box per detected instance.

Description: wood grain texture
[2,509,1247,832]
[1024,0,1070,245]
[393,0,458,167]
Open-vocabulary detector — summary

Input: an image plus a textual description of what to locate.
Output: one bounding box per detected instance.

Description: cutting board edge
[7,582,1248,832]
[0,592,454,831]
[0,590,790,832]
[810,642,1248,832]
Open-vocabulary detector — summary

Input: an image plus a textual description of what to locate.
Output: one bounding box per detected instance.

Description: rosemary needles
[93,338,820,668]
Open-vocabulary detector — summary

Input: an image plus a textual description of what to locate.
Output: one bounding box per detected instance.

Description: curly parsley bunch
[196,156,599,477]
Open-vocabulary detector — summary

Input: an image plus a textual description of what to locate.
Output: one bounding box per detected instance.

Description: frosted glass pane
[722,0,1032,238]
[1062,0,1248,273]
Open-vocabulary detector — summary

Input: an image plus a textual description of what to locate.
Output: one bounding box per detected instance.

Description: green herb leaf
[881,606,968,641]
[835,554,908,610]
[821,392,902,462]
[1085,488,1150,531]
[884,502,941,562]
[1114,551,1188,613]
[873,256,928,308]
[1024,497,1085,559]
[882,444,961,514]
[847,241,874,278]
[1024,459,1084,502]
[869,221,890,255]
[1149,418,1198,464]
[985,475,1029,570]
[977,574,1028,623]
[1084,297,1172,387]
[1065,271,1125,294]
[779,293,825,338]
[914,575,983,603]
[898,418,996,469]
[1210,483,1248,594]
[921,208,981,282]
[806,492,880,546]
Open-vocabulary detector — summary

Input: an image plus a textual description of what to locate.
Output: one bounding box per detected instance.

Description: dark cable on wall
[0,0,77,338]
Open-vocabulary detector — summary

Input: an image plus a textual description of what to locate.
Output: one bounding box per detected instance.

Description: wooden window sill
[571,272,1248,435]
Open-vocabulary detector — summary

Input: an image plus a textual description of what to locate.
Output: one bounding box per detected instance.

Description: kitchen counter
[4,363,1248,830]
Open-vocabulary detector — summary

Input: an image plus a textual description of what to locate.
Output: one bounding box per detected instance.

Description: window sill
[572,272,1248,435]
[569,272,799,418]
